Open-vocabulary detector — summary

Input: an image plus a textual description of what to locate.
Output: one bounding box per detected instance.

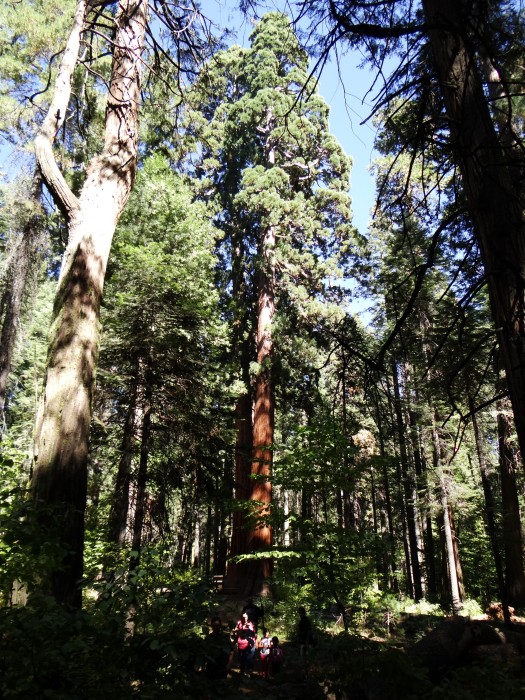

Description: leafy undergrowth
[0,578,525,700]
[2,595,525,699]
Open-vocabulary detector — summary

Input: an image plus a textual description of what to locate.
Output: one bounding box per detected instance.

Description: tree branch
[34,0,87,220]
[375,210,461,368]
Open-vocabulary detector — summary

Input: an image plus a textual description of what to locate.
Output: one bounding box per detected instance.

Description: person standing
[297,606,313,657]
[242,598,263,632]
[258,627,271,678]
[235,611,256,675]
[203,616,234,679]
[269,636,284,676]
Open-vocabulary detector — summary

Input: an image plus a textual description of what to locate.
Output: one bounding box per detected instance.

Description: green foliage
[402,599,445,617]
[0,549,214,699]
[459,598,484,618]
[0,441,66,604]
[0,0,77,141]
[186,8,358,356]
[4,276,55,449]
[274,418,360,493]
[92,542,212,628]
[0,596,128,699]
[270,523,379,627]
[90,153,230,544]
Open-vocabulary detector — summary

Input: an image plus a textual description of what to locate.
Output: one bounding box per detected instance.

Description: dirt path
[209,644,326,700]
[205,596,326,699]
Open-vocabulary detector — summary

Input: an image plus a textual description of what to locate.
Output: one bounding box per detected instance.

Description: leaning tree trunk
[31,0,147,608]
[423,0,525,471]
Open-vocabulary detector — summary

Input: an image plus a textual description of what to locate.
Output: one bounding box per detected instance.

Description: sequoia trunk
[248,222,275,594]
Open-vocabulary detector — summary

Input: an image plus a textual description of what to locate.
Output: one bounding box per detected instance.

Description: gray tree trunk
[31,0,147,607]
[423,0,525,470]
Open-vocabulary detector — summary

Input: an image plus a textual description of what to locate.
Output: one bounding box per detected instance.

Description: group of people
[234,610,283,677]
[203,599,311,680]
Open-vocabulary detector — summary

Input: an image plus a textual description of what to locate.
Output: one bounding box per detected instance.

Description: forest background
[1,1,525,698]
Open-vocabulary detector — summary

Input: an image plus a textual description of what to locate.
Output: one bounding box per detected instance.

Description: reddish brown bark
[247,223,275,593]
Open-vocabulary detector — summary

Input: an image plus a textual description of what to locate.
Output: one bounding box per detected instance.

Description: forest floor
[195,596,525,699]
[201,641,325,700]
[206,594,326,698]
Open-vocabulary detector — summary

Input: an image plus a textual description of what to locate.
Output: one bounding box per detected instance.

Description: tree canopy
[1,2,525,697]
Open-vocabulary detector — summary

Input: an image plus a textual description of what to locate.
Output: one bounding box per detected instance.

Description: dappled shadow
[191,609,525,699]
[31,239,105,607]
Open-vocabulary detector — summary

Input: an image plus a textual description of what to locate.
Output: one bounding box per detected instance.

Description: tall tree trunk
[497,401,525,608]
[432,415,462,613]
[108,367,140,546]
[374,396,397,590]
[0,172,44,428]
[423,0,525,471]
[248,219,275,595]
[449,506,465,601]
[470,399,509,621]
[226,391,252,588]
[340,349,353,530]
[129,365,152,567]
[204,503,212,575]
[125,363,152,636]
[392,358,423,600]
[224,222,253,593]
[409,408,437,599]
[30,0,147,607]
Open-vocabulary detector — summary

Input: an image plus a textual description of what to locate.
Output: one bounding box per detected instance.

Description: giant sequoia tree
[188,12,355,594]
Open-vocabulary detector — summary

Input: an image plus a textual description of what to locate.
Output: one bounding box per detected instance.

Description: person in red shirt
[235,612,256,674]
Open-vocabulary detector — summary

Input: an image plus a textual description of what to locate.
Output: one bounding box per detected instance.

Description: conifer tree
[294,0,525,473]
[187,11,355,594]
[96,155,227,563]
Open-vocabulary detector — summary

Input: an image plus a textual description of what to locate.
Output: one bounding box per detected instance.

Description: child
[269,635,283,676]
[258,628,271,678]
